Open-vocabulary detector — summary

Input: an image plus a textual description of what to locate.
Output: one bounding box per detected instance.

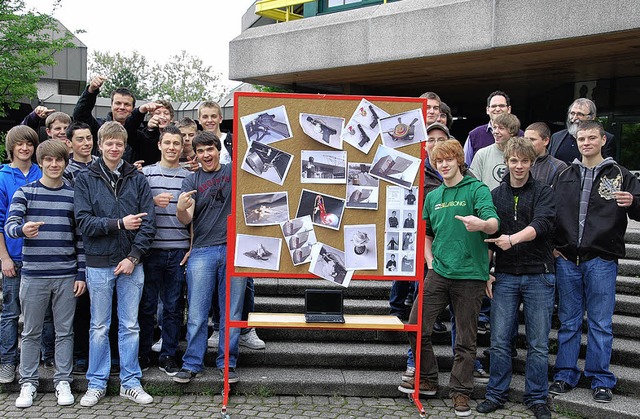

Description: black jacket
[552,161,640,263]
[549,129,616,165]
[74,159,156,267]
[490,174,556,274]
[72,87,145,163]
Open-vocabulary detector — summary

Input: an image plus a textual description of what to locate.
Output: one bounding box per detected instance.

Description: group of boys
[401,90,640,419]
[0,78,263,409]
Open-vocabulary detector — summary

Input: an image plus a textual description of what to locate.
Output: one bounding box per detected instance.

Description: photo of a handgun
[246,113,290,142]
[357,124,370,147]
[368,105,380,129]
[306,116,337,143]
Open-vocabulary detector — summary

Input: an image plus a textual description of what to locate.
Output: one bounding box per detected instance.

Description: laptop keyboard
[306,315,344,323]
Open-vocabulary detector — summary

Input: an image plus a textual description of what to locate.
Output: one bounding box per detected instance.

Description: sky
[24,0,257,90]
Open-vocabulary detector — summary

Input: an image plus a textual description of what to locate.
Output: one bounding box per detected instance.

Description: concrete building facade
[230,0,640,168]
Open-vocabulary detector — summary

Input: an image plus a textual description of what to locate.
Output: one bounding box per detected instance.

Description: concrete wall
[229,0,640,81]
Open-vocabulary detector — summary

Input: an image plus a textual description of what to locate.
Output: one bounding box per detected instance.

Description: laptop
[304,289,345,323]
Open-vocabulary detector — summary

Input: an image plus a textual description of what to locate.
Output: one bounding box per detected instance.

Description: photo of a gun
[357,124,370,147]
[306,116,337,143]
[368,105,380,129]
[246,113,290,142]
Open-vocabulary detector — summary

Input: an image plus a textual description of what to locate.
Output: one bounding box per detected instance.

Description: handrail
[255,0,316,22]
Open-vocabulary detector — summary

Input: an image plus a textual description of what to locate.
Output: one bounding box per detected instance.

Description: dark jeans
[408,270,484,397]
[389,280,416,319]
[139,248,187,361]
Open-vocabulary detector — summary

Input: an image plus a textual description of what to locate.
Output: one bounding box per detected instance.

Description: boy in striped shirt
[139,125,191,375]
[5,141,86,408]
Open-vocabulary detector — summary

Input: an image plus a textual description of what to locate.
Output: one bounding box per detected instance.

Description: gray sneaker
[0,363,16,384]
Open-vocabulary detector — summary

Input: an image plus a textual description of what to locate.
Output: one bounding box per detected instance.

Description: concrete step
[625,243,640,259]
[618,259,640,277]
[616,293,640,316]
[3,366,639,419]
[522,326,640,370]
[624,228,640,244]
[617,276,640,296]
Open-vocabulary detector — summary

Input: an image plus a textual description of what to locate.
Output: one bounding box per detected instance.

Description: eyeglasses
[488,104,508,109]
[569,111,592,118]
[426,137,447,143]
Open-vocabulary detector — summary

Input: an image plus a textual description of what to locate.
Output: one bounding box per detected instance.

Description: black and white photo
[346,162,379,210]
[241,141,293,186]
[299,113,344,150]
[309,243,353,287]
[241,105,293,145]
[242,192,290,226]
[301,150,347,184]
[344,224,377,270]
[341,99,389,155]
[280,215,317,266]
[369,144,421,189]
[235,234,282,271]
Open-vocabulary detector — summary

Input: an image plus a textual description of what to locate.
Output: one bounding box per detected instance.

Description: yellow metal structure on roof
[255,0,316,22]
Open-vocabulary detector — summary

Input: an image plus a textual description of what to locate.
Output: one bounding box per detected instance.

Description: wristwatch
[127,256,140,265]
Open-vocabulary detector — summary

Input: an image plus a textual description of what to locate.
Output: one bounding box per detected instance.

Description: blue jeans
[554,257,617,389]
[486,273,555,407]
[139,248,187,361]
[182,245,246,372]
[86,265,144,390]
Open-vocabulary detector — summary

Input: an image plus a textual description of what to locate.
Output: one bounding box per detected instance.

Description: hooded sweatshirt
[0,163,42,261]
[423,174,499,281]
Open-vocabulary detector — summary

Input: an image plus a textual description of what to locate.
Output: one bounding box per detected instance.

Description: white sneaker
[120,385,153,404]
[239,328,265,350]
[80,387,106,407]
[151,338,163,353]
[55,381,74,406]
[15,383,37,408]
[207,330,219,348]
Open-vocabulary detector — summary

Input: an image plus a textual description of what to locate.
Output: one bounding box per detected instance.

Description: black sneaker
[173,368,200,384]
[477,321,490,335]
[158,357,180,376]
[530,403,551,419]
[110,362,120,376]
[433,320,447,334]
[476,399,502,413]
[592,387,613,403]
[72,359,88,375]
[217,367,239,384]
[549,380,573,395]
[43,359,54,369]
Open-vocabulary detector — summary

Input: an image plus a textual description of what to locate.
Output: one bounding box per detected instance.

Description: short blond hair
[97,121,127,145]
[36,139,69,167]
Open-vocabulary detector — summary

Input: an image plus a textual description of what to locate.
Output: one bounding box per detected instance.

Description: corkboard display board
[229,92,426,281]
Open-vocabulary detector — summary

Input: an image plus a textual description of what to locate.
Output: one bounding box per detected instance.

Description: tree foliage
[0,0,74,117]
[89,50,227,102]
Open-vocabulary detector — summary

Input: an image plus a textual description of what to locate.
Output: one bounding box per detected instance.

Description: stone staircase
[2,229,640,418]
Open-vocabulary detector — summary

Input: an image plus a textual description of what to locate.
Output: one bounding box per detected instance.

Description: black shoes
[476,399,502,413]
[432,320,447,334]
[477,321,490,335]
[530,403,551,419]
[592,387,613,403]
[549,380,573,395]
[159,357,181,376]
[173,368,200,383]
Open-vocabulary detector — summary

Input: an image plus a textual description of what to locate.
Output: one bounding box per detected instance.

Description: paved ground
[0,392,577,418]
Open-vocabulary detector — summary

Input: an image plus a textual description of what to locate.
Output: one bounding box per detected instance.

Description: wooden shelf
[248,312,405,330]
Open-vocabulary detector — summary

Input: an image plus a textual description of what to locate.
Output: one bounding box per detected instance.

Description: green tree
[0,0,74,117]
[88,50,150,99]
[89,50,227,102]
